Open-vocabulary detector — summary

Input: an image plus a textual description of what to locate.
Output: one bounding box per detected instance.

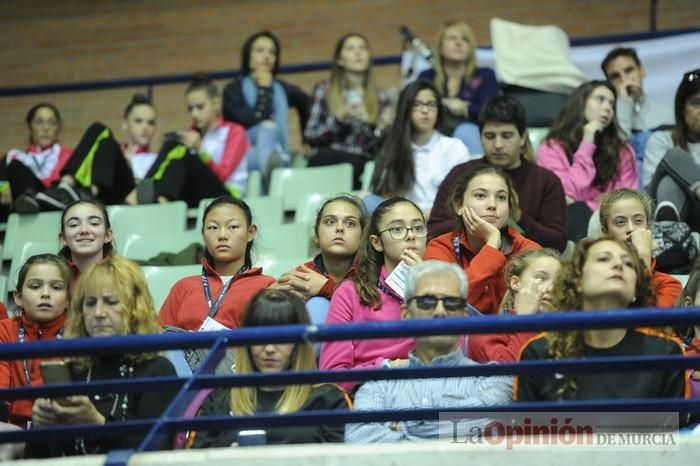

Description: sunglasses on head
[408,294,467,312]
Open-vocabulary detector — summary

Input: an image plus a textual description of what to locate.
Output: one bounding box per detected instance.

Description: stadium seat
[108,202,188,250]
[269,164,353,211]
[2,212,62,261]
[122,231,202,262]
[247,170,263,198]
[142,264,201,310]
[9,240,58,281]
[528,127,549,155]
[0,276,7,304]
[361,161,375,192]
[254,222,311,261]
[195,196,285,233]
[294,192,335,226]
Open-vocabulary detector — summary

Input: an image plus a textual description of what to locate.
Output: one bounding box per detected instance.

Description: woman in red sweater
[160,196,276,331]
[0,254,71,427]
[424,165,540,314]
[276,193,368,325]
[468,248,561,363]
[598,188,682,308]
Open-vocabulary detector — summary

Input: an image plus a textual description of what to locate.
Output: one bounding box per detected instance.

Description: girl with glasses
[369,79,470,215]
[320,197,427,393]
[424,165,540,314]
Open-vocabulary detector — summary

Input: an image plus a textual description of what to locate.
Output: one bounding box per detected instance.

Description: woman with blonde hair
[418,20,499,154]
[193,289,349,447]
[304,33,392,188]
[28,256,176,457]
[516,237,687,402]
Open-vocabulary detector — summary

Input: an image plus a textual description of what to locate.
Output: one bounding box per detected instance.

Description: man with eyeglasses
[345,260,512,443]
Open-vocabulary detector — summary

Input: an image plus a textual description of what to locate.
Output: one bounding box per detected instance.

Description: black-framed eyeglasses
[408,295,467,312]
[412,100,439,111]
[378,224,428,240]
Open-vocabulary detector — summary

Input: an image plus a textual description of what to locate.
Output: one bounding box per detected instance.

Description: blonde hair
[64,256,161,371]
[230,289,318,415]
[328,33,379,124]
[599,188,655,234]
[433,20,478,95]
[497,248,561,314]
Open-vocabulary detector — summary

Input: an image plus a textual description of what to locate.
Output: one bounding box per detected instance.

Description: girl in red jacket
[424,165,540,314]
[469,248,561,363]
[598,188,682,308]
[3,103,73,213]
[159,196,275,331]
[176,75,251,198]
[276,193,368,325]
[0,254,71,427]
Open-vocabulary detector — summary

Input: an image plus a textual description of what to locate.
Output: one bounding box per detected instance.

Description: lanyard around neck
[18,321,63,386]
[201,265,248,319]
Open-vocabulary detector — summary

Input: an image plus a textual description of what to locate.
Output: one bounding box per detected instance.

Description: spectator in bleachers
[159,196,275,331]
[468,248,561,363]
[276,194,368,325]
[417,20,499,155]
[192,289,350,447]
[2,103,73,213]
[175,75,250,198]
[516,237,688,401]
[601,47,674,139]
[598,188,681,307]
[645,68,700,230]
[0,254,71,428]
[537,80,638,241]
[424,166,540,315]
[428,96,568,251]
[58,200,114,283]
[369,79,470,214]
[28,256,177,457]
[676,268,700,400]
[223,31,310,180]
[345,260,512,443]
[320,197,427,393]
[304,33,393,189]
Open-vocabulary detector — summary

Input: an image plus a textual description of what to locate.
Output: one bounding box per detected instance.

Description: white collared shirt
[407,131,471,210]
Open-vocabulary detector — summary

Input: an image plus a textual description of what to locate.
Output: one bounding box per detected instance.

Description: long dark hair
[240,30,281,76]
[26,103,61,144]
[371,80,444,197]
[545,80,625,189]
[672,68,700,151]
[354,197,424,308]
[58,200,114,261]
[201,196,254,269]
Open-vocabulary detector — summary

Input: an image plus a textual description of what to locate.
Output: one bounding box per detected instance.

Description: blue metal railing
[1,307,699,463]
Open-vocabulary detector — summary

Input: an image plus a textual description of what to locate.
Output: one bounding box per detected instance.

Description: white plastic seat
[122,231,202,262]
[142,264,202,311]
[269,164,353,211]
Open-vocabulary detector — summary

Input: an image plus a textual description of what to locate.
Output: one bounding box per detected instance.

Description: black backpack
[653,221,698,274]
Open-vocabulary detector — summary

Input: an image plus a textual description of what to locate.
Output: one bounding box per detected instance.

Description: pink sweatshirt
[319,267,413,392]
[537,140,638,211]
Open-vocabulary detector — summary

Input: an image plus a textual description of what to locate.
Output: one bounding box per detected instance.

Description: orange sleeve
[652,271,682,308]
[424,233,458,263]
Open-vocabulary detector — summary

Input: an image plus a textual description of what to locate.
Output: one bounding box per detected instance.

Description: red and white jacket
[6,143,73,187]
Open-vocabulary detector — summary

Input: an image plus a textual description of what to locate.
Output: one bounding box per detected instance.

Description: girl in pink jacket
[537,80,637,240]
